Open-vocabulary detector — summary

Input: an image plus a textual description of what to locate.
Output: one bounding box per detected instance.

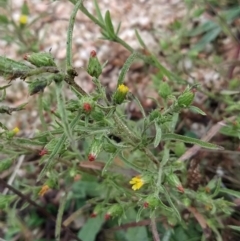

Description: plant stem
[66,0,83,70]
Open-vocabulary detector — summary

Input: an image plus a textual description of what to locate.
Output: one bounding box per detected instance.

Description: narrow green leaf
[130,93,146,118]
[161,147,170,166]
[94,0,104,23]
[116,21,121,35]
[135,29,147,49]
[211,178,221,198]
[189,106,206,115]
[38,111,82,180]
[228,225,240,232]
[163,186,181,221]
[187,21,218,37]
[104,10,115,39]
[55,193,67,241]
[102,152,118,175]
[14,138,46,146]
[117,52,138,86]
[220,188,240,198]
[162,133,223,150]
[154,121,162,148]
[192,27,221,51]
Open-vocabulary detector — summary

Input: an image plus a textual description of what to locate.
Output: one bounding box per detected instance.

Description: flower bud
[69,168,77,178]
[39,148,48,156]
[159,82,171,99]
[80,97,95,114]
[24,52,56,67]
[149,109,161,122]
[0,56,31,81]
[105,204,123,220]
[166,173,184,193]
[6,127,20,139]
[38,179,56,196]
[177,87,195,108]
[181,197,191,207]
[0,158,14,173]
[88,138,103,161]
[19,14,28,25]
[28,78,49,95]
[113,84,129,105]
[173,142,186,157]
[91,111,104,121]
[167,216,178,226]
[87,50,102,78]
[91,204,103,218]
[143,195,159,209]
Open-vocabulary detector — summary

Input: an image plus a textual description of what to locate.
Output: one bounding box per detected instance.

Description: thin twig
[0,178,83,241]
[151,217,161,241]
[179,116,236,162]
[3,155,25,195]
[66,0,83,69]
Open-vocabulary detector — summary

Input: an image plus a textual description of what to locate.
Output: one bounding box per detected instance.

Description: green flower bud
[0,158,14,173]
[143,195,159,209]
[79,97,95,114]
[113,84,129,105]
[28,78,49,95]
[91,204,103,217]
[91,111,104,121]
[87,50,102,78]
[149,109,161,122]
[159,82,171,99]
[0,56,31,81]
[177,87,195,108]
[181,197,191,207]
[174,142,186,157]
[166,172,184,193]
[88,138,103,161]
[24,52,56,67]
[167,216,178,226]
[45,179,57,189]
[105,204,123,219]
[69,168,77,178]
[6,127,20,139]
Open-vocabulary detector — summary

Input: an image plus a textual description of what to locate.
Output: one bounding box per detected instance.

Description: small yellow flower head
[129,176,144,191]
[118,84,129,94]
[38,184,50,196]
[19,14,28,25]
[13,127,20,135]
[113,84,129,105]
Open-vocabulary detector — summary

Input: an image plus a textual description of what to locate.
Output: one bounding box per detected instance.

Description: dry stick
[3,155,25,195]
[228,43,240,79]
[151,217,161,241]
[63,203,91,227]
[0,178,82,241]
[178,116,236,162]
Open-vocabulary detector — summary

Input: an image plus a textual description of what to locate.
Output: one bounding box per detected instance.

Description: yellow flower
[129,176,144,191]
[38,184,50,196]
[13,127,20,134]
[118,84,129,94]
[19,14,28,25]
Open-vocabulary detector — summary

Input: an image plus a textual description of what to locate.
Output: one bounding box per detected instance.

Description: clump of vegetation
[0,0,240,241]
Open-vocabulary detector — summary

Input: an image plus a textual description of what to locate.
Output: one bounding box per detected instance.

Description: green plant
[0,1,239,241]
[0,1,46,53]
